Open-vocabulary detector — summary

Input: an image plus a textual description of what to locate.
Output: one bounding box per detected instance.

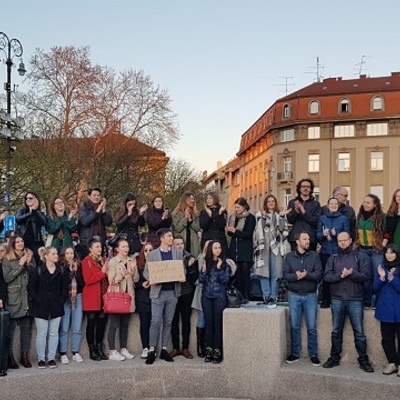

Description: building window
[309,100,320,115]
[367,123,388,136]
[283,104,291,119]
[370,186,384,204]
[338,152,350,171]
[371,151,383,170]
[283,156,292,173]
[334,125,355,138]
[308,126,320,139]
[313,187,320,202]
[281,129,295,142]
[308,154,320,172]
[371,96,384,111]
[284,188,291,207]
[339,98,351,113]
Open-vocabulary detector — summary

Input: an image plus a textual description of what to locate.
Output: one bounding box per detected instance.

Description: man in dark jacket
[322,231,374,372]
[283,232,322,366]
[287,179,321,251]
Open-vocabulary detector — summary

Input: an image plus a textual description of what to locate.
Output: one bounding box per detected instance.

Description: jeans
[138,311,151,349]
[202,296,226,349]
[360,248,383,307]
[288,291,318,358]
[35,317,62,361]
[330,299,368,363]
[171,292,194,350]
[259,252,278,299]
[197,310,205,329]
[9,316,32,354]
[107,313,131,350]
[59,294,83,353]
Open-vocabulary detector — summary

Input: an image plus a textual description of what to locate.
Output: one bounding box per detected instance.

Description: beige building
[204,72,400,213]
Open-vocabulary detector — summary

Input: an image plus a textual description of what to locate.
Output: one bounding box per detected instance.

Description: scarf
[227,210,249,232]
[69,271,78,309]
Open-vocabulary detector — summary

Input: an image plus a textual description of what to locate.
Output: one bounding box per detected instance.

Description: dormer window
[309,100,320,115]
[371,95,384,111]
[283,104,291,119]
[339,98,351,113]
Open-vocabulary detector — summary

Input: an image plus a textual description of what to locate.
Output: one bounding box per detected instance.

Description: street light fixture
[0,31,26,209]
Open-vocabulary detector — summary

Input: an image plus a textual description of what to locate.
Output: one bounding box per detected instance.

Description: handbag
[226,285,244,308]
[103,282,132,314]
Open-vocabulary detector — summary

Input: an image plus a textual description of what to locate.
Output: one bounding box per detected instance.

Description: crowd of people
[0,182,399,377]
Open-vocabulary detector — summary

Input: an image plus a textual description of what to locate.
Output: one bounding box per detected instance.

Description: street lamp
[0,32,26,209]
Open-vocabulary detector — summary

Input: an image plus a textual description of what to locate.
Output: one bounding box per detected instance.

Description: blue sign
[0,215,15,238]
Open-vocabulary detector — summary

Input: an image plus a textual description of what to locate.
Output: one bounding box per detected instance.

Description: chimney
[359,74,367,79]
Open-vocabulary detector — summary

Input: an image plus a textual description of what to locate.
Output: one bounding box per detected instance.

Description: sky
[1,0,400,174]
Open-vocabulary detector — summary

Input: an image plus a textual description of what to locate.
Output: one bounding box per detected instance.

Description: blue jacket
[317,212,349,255]
[373,265,400,323]
[199,262,231,299]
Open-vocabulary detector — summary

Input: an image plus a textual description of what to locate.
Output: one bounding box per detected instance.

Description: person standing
[384,189,400,247]
[144,228,184,365]
[284,232,322,366]
[145,196,172,249]
[287,179,321,251]
[323,231,374,372]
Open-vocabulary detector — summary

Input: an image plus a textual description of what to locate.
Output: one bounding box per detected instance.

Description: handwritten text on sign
[147,260,185,284]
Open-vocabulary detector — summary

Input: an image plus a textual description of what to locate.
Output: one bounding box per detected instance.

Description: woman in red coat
[82,238,108,361]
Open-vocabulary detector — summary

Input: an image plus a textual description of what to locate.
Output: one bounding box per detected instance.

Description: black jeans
[235,262,251,300]
[138,311,151,349]
[202,296,226,349]
[380,321,400,365]
[85,311,107,345]
[10,316,32,354]
[171,292,194,350]
[107,313,131,350]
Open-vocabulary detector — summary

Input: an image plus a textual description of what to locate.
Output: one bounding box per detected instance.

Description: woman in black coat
[145,196,172,248]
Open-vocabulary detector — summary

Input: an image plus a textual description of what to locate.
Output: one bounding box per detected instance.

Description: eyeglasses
[25,196,35,200]
[339,193,348,197]
[300,185,311,189]
[338,238,351,243]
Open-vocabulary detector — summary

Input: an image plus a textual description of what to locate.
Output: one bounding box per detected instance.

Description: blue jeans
[259,252,278,299]
[288,291,318,358]
[360,248,383,306]
[330,299,368,362]
[35,317,62,361]
[197,310,205,329]
[59,293,83,353]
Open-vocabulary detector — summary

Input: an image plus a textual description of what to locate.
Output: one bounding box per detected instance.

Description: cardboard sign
[147,260,185,284]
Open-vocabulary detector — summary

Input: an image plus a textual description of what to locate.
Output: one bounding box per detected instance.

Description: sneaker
[311,357,321,367]
[37,360,46,369]
[383,363,397,375]
[109,350,125,361]
[141,348,149,359]
[72,353,84,363]
[359,360,374,373]
[159,349,174,362]
[145,350,156,365]
[120,348,134,360]
[60,354,69,364]
[266,298,277,309]
[285,354,299,364]
[320,302,330,309]
[323,358,340,368]
[48,360,57,369]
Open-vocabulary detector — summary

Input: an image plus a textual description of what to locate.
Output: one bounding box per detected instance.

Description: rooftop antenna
[354,55,371,76]
[305,56,324,82]
[274,76,295,95]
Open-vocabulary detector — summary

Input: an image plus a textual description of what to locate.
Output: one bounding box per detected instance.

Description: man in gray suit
[144,228,184,364]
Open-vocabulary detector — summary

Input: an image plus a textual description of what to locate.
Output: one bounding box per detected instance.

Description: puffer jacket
[199,261,231,299]
[317,212,350,255]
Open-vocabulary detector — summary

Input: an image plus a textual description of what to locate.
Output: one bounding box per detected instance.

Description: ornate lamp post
[0,32,26,209]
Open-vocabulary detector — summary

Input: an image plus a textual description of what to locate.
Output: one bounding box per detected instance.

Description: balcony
[277,171,293,181]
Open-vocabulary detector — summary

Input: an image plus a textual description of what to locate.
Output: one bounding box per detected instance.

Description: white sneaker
[383,363,397,375]
[60,354,69,364]
[72,353,84,363]
[120,348,134,360]
[109,350,125,361]
[141,348,149,359]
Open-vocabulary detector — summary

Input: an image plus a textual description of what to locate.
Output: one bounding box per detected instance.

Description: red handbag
[103,283,132,314]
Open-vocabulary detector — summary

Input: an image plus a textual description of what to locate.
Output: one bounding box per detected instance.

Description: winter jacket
[115,213,146,254]
[322,203,356,240]
[28,264,69,320]
[324,248,370,301]
[45,213,77,248]
[172,211,201,257]
[16,207,46,246]
[283,250,322,295]
[317,212,350,255]
[135,268,151,313]
[373,265,400,323]
[0,263,7,305]
[145,208,172,248]
[199,206,228,252]
[199,261,231,299]
[227,213,256,263]
[287,196,321,245]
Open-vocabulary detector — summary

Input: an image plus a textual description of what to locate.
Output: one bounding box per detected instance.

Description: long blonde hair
[172,192,199,218]
[4,235,34,262]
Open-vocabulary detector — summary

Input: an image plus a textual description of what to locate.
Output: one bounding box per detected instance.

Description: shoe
[383,363,397,375]
[196,327,206,358]
[242,299,250,305]
[320,302,330,309]
[364,304,371,310]
[285,354,299,364]
[37,360,46,369]
[213,349,223,364]
[323,358,340,368]
[96,343,108,360]
[266,298,277,309]
[120,348,134,360]
[21,352,32,368]
[311,357,321,367]
[141,348,149,359]
[8,354,19,369]
[60,354,69,364]
[72,353,84,363]
[89,344,101,361]
[205,347,213,363]
[0,369,7,377]
[145,350,156,365]
[182,349,193,359]
[169,349,181,358]
[109,350,125,361]
[48,360,57,369]
[160,349,174,362]
[359,360,374,373]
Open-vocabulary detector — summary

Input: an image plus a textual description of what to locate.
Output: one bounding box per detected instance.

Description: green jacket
[172,211,201,257]
[45,213,77,248]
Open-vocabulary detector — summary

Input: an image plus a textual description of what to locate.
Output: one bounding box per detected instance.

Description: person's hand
[219,205,226,215]
[139,204,148,215]
[341,268,353,278]
[216,258,223,269]
[102,260,108,274]
[31,198,39,211]
[188,257,195,266]
[184,208,192,221]
[71,261,78,272]
[331,227,336,236]
[296,270,307,280]
[162,209,169,220]
[143,281,150,289]
[323,228,330,237]
[102,198,107,212]
[202,263,206,272]
[279,208,292,217]
[127,202,135,216]
[0,211,9,221]
[19,254,27,266]
[225,225,236,233]
[297,202,305,214]
[388,267,396,280]
[68,209,78,219]
[205,206,212,217]
[0,299,3,310]
[377,264,386,280]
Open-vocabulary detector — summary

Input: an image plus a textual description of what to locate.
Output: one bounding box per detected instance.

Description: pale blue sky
[1,0,400,174]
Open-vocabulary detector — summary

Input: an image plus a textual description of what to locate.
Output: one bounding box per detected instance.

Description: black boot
[204,347,213,363]
[8,354,19,369]
[96,343,108,360]
[21,352,32,368]
[213,348,223,364]
[196,328,206,358]
[89,344,101,361]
